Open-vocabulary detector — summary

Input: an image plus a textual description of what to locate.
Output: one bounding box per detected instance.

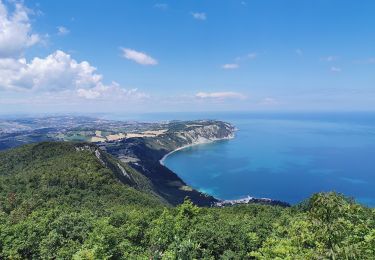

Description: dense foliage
[0,142,374,259]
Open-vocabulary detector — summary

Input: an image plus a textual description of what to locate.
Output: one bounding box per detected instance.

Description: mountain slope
[0,118,236,206]
[0,142,165,216]
[0,142,374,259]
[103,120,235,206]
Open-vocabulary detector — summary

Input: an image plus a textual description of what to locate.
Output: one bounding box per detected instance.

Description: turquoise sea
[107,112,375,206]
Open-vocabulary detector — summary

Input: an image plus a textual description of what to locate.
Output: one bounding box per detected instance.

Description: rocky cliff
[102,120,235,206]
[173,122,235,145]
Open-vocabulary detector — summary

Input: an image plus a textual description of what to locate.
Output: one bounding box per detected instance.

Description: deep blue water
[106,112,375,206]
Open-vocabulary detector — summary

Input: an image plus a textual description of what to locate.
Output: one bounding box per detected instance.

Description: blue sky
[0,0,374,114]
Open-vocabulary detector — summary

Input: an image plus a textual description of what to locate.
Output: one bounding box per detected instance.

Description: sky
[0,0,374,114]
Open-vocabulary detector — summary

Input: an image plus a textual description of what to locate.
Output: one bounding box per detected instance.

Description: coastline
[159,134,235,166]
[158,131,290,207]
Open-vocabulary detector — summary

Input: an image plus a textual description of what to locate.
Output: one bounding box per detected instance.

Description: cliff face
[174,122,235,146]
[74,143,165,202]
[143,121,235,158]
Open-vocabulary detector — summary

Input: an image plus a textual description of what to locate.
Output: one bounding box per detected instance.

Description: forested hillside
[0,118,235,206]
[0,142,374,259]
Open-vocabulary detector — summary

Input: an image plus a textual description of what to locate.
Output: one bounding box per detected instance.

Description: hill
[0,142,374,259]
[0,141,165,212]
[0,118,237,206]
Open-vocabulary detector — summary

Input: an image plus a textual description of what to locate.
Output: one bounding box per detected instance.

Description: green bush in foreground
[0,143,374,259]
[1,194,374,259]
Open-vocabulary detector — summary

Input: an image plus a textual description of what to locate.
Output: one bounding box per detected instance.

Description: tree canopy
[0,142,374,259]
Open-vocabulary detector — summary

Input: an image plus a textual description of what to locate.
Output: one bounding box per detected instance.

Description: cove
[161,112,375,206]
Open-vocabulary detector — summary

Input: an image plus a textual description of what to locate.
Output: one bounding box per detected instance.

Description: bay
[159,112,375,206]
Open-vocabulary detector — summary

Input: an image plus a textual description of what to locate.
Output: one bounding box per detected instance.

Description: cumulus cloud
[331,66,342,73]
[0,0,40,57]
[247,53,257,59]
[77,83,148,101]
[121,48,158,66]
[0,50,102,91]
[0,50,147,101]
[191,12,206,20]
[222,63,239,69]
[196,91,246,100]
[76,88,100,99]
[0,1,148,106]
[57,26,70,36]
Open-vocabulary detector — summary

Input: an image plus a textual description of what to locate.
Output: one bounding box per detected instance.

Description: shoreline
[158,131,291,207]
[159,134,235,166]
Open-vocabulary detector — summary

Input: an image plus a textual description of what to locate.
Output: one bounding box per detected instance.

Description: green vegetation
[0,142,374,259]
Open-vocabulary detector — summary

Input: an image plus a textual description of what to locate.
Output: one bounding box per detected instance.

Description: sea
[105,112,375,206]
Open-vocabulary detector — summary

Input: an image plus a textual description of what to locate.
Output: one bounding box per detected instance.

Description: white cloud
[331,66,342,73]
[76,88,100,99]
[223,52,257,69]
[0,1,148,106]
[260,97,278,105]
[0,50,148,101]
[0,50,102,91]
[154,3,168,10]
[354,57,375,64]
[248,53,257,59]
[0,0,40,57]
[321,55,339,62]
[196,91,246,100]
[235,52,258,62]
[191,12,206,20]
[77,83,148,101]
[57,26,70,36]
[323,56,337,62]
[121,48,158,66]
[222,63,239,69]
[1,85,148,106]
